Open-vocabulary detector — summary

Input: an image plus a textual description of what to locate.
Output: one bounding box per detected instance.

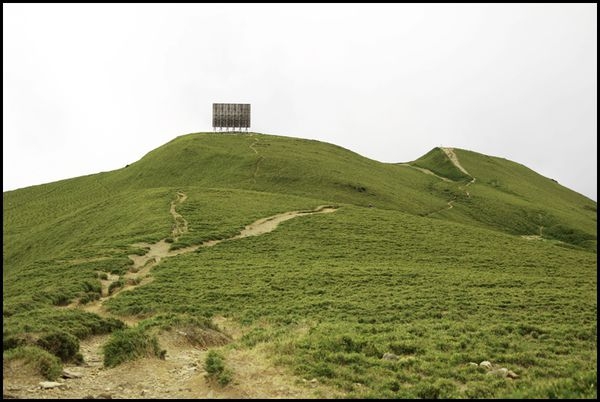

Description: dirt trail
[397,163,453,182]
[521,234,542,241]
[249,137,264,184]
[231,206,337,239]
[249,137,259,155]
[440,147,476,197]
[424,148,476,217]
[76,192,192,318]
[521,224,544,241]
[169,192,188,240]
[79,194,336,321]
[128,205,337,269]
[4,196,341,399]
[432,148,540,240]
[440,147,470,176]
[4,329,341,399]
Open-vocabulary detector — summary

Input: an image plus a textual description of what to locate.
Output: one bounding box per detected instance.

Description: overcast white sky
[3,3,597,200]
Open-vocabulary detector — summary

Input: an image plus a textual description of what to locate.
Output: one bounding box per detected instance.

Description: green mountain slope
[3,132,597,398]
[410,147,596,249]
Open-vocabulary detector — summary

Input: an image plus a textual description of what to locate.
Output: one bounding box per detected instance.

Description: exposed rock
[302,378,319,387]
[382,352,399,361]
[479,360,493,369]
[39,381,64,389]
[507,370,519,379]
[62,369,83,379]
[467,362,479,367]
[487,368,509,377]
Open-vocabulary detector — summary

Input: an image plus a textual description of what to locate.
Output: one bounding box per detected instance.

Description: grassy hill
[410,147,596,249]
[3,132,597,398]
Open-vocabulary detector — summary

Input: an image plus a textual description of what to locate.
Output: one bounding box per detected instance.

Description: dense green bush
[79,292,101,304]
[544,224,597,247]
[103,327,164,367]
[36,331,80,362]
[3,333,31,351]
[204,350,233,386]
[4,346,63,380]
[108,279,125,295]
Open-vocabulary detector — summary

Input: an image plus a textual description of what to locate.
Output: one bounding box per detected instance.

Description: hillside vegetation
[3,132,596,398]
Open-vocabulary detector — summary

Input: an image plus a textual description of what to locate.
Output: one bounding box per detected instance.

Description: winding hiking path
[7,194,341,399]
[440,147,469,176]
[125,205,337,284]
[397,163,453,183]
[440,147,476,197]
[78,192,190,320]
[249,136,264,184]
[422,148,476,217]
[4,326,341,399]
[249,137,259,154]
[423,148,541,240]
[169,192,188,240]
[80,193,337,318]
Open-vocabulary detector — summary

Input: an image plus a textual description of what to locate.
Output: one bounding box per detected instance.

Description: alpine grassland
[3,132,596,398]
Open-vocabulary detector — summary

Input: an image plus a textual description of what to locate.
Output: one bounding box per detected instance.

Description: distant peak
[439,147,471,176]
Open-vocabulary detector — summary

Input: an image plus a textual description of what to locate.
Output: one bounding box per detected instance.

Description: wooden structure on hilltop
[213,103,251,132]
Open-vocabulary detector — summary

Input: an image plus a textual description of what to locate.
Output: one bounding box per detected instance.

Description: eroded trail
[434,148,539,240]
[249,136,264,184]
[421,148,476,217]
[5,328,341,399]
[5,195,341,399]
[397,163,453,183]
[127,205,337,267]
[170,192,188,239]
[440,147,476,197]
[80,193,337,319]
[440,147,470,176]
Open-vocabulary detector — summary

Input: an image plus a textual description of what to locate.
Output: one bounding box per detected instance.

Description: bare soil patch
[6,195,341,398]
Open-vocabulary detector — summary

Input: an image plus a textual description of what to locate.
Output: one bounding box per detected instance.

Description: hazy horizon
[3,3,597,200]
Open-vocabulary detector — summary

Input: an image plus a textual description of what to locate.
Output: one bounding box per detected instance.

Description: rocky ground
[3,316,342,399]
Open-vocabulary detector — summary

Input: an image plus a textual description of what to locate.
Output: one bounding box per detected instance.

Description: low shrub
[79,292,101,304]
[108,279,125,295]
[103,327,164,367]
[36,331,80,362]
[3,346,63,380]
[204,350,233,386]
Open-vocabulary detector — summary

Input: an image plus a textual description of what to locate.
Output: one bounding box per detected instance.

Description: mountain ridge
[3,132,597,399]
[7,132,594,249]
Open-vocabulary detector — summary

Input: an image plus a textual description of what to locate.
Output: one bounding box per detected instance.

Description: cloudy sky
[3,3,597,200]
